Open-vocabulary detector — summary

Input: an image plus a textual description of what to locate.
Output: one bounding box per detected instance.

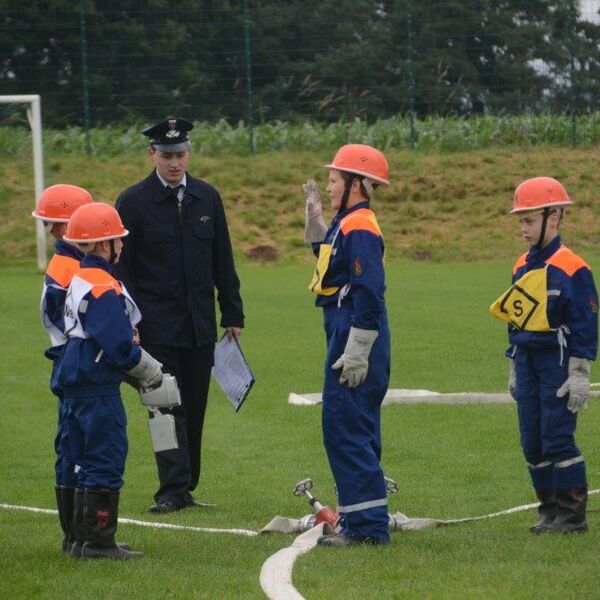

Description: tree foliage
[0,0,599,126]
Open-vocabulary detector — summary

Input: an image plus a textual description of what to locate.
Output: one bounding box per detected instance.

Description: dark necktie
[168,185,185,216]
[168,184,184,197]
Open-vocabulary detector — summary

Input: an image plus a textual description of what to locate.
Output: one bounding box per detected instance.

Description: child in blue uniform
[304,144,391,546]
[31,184,93,552]
[491,177,598,533]
[57,202,163,559]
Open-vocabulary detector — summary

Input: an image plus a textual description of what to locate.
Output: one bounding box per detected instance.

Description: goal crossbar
[0,95,46,270]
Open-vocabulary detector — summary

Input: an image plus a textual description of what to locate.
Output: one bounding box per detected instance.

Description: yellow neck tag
[490,266,552,331]
[309,243,340,296]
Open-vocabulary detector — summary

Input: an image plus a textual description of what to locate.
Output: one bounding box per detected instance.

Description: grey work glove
[556,357,591,414]
[303,179,327,244]
[508,358,516,400]
[332,327,379,388]
[126,348,163,391]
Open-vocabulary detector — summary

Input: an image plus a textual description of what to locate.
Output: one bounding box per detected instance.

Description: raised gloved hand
[332,327,379,388]
[303,179,327,244]
[126,348,163,391]
[508,358,516,399]
[556,357,591,414]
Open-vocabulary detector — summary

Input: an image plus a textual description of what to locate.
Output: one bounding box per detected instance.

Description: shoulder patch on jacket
[46,254,80,288]
[340,208,382,237]
[76,267,122,298]
[546,245,589,276]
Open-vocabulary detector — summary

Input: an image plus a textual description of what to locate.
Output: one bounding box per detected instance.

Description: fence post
[78,0,91,154]
[406,0,416,149]
[568,0,577,146]
[243,0,255,153]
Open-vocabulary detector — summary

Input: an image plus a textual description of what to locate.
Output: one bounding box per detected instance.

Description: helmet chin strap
[108,239,118,264]
[535,208,551,250]
[340,179,353,211]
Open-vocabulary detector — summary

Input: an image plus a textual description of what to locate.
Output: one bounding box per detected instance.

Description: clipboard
[212,333,255,412]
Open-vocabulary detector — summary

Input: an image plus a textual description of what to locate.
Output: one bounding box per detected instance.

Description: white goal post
[0,95,46,270]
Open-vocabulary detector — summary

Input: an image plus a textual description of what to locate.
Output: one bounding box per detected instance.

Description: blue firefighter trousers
[63,386,128,490]
[55,397,77,487]
[48,351,77,487]
[322,304,391,542]
[514,346,587,493]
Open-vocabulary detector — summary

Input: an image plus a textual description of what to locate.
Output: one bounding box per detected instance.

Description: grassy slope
[1,260,600,598]
[2,146,600,263]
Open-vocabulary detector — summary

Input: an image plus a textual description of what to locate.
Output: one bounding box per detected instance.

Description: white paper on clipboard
[212,334,255,412]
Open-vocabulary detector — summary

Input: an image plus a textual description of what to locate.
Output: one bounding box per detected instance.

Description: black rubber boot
[71,488,131,557]
[545,488,588,534]
[69,488,85,558]
[55,486,75,552]
[529,490,557,534]
[80,488,143,560]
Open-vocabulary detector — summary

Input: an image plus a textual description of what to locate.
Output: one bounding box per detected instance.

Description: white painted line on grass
[0,502,257,537]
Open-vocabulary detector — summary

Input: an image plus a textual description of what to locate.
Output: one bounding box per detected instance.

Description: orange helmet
[511,177,573,214]
[325,144,390,186]
[64,203,128,244]
[31,184,93,222]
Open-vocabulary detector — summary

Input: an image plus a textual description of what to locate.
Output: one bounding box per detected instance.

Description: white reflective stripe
[337,283,351,308]
[337,497,388,514]
[527,461,552,469]
[557,324,571,367]
[40,282,69,346]
[64,275,141,339]
[547,289,561,297]
[122,283,142,327]
[555,455,584,469]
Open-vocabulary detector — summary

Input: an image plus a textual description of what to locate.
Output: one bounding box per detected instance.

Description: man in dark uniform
[115,117,244,513]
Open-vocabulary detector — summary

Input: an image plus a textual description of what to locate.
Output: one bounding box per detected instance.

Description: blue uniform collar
[336,200,370,220]
[526,235,561,265]
[329,200,370,228]
[55,239,84,260]
[80,253,114,274]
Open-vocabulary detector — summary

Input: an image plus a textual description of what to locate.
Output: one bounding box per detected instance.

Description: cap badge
[166,119,180,138]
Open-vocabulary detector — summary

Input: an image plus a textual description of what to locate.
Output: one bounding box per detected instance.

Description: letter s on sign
[513,299,523,317]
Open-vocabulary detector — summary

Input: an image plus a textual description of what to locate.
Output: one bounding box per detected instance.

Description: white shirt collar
[156,170,187,190]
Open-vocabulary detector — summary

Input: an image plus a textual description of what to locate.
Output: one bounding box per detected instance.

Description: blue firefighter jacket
[507,235,598,360]
[312,201,386,331]
[56,254,142,390]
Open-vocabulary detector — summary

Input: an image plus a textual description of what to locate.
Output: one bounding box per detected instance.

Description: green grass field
[2,258,600,599]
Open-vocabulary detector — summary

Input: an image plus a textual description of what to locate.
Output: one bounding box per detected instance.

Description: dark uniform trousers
[144,343,215,503]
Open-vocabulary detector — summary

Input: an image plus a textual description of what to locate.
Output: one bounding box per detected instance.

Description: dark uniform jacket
[115,171,244,347]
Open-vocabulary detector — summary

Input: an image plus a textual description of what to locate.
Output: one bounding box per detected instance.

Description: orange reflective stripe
[76,267,122,298]
[46,254,80,288]
[340,208,382,237]
[546,245,589,276]
[512,252,528,275]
